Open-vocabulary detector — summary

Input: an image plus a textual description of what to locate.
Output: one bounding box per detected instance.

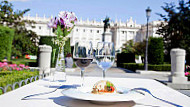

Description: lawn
[11,58,36,65]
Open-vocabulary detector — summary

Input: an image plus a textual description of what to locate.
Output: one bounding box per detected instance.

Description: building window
[83,29,85,32]
[76,29,78,32]
[39,26,41,29]
[130,25,132,27]
[97,30,99,33]
[129,31,134,35]
[122,31,125,34]
[90,30,93,33]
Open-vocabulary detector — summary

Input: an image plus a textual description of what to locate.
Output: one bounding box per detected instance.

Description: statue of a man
[103,17,110,32]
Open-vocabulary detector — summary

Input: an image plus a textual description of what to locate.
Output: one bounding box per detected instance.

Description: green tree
[0,26,14,60]
[121,40,146,57]
[0,0,38,57]
[157,0,190,63]
[121,40,136,53]
[148,37,164,64]
[133,40,146,56]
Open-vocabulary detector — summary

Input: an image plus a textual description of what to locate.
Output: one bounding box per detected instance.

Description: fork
[129,88,183,107]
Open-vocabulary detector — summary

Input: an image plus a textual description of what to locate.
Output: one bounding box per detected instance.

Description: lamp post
[144,7,151,71]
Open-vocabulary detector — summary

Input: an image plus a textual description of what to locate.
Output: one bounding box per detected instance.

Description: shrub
[148,37,164,64]
[64,38,71,56]
[120,63,171,72]
[0,70,39,90]
[148,64,171,71]
[39,36,71,67]
[117,53,135,67]
[121,63,144,72]
[0,26,14,61]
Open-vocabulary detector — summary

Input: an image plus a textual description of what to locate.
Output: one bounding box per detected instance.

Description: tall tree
[121,40,136,53]
[121,40,146,56]
[0,0,38,57]
[157,0,190,63]
[133,40,146,56]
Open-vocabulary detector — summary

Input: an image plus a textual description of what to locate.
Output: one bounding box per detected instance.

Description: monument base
[102,31,112,42]
[169,76,188,84]
[167,83,190,90]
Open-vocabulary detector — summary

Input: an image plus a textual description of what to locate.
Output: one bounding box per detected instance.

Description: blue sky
[7,0,180,24]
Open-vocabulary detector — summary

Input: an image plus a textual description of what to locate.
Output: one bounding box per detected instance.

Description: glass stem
[103,69,106,78]
[81,68,85,86]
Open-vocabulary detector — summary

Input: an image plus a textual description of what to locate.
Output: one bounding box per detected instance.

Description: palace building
[23,14,163,52]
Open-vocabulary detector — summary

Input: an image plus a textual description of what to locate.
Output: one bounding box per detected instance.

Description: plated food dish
[61,80,145,103]
[91,80,116,94]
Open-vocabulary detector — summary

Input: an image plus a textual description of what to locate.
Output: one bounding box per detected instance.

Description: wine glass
[73,41,93,86]
[95,42,115,78]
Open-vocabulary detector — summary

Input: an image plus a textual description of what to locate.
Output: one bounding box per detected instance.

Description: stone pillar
[169,48,187,83]
[39,45,52,75]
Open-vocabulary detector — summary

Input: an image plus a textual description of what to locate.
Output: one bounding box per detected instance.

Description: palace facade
[23,14,163,51]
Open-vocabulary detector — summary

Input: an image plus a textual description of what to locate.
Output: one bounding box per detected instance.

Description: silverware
[21,84,79,100]
[127,88,182,107]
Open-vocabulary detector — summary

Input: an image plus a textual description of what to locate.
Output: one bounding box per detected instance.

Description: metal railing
[0,73,50,94]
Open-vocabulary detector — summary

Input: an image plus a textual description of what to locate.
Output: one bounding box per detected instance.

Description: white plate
[61,87,145,102]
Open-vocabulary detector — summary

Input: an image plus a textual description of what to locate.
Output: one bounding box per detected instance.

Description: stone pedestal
[102,30,112,42]
[39,45,52,75]
[169,48,187,83]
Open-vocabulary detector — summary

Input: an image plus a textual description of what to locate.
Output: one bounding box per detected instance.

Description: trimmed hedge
[120,63,171,72]
[39,36,71,67]
[0,70,39,94]
[148,64,171,71]
[0,26,14,61]
[148,37,164,64]
[117,53,135,67]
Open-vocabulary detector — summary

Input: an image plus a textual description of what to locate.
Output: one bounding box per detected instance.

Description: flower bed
[185,65,190,81]
[0,62,29,71]
[0,62,39,95]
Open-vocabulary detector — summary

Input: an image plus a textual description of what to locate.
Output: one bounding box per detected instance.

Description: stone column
[39,45,52,75]
[169,48,187,83]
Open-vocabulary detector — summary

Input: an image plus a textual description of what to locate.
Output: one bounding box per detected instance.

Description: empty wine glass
[95,42,115,78]
[73,41,93,86]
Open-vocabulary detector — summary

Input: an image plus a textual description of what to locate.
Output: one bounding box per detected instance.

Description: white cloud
[7,0,29,2]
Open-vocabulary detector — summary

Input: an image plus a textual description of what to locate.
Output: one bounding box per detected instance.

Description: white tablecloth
[0,72,190,107]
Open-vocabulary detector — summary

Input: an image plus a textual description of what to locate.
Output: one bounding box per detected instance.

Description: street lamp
[144,7,151,71]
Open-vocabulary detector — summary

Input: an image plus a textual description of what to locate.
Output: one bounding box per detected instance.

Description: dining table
[0,72,190,107]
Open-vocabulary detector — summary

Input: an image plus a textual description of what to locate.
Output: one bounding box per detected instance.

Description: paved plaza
[67,63,190,97]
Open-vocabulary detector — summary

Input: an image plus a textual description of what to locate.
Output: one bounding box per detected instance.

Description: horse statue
[103,17,110,32]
